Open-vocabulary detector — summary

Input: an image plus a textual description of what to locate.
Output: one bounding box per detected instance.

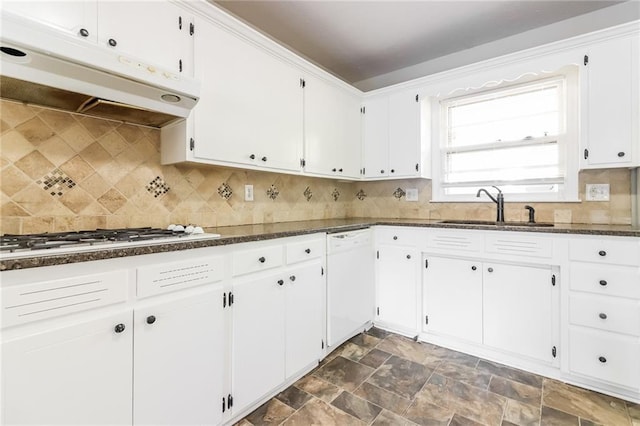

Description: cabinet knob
[305,248,311,254]
[79,28,89,37]
[114,323,126,333]
[249,154,256,160]
[261,156,267,162]
[258,256,266,263]
[487,267,494,273]
[598,356,607,363]
[599,313,607,320]
[332,168,337,172]
[380,170,385,174]
[289,275,296,282]
[618,152,625,157]
[393,236,398,240]
[146,315,156,324]
[277,279,284,286]
[391,169,395,173]
[599,280,608,286]
[471,266,477,271]
[598,250,607,257]
[338,168,343,172]
[406,254,411,259]
[108,38,117,47]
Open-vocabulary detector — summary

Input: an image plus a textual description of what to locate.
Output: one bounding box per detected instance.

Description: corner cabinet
[303,74,362,179]
[162,15,303,173]
[362,89,429,180]
[581,35,640,168]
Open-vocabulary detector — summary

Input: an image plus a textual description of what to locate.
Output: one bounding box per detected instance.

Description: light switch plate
[586,184,610,201]
[405,188,419,202]
[244,185,254,201]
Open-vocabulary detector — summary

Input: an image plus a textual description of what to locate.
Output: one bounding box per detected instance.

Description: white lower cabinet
[2,311,133,425]
[133,289,224,426]
[376,245,420,334]
[423,256,482,343]
[483,263,555,363]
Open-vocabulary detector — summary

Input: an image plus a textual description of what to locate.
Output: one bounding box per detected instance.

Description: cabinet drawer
[569,238,640,266]
[2,270,129,328]
[233,245,283,276]
[376,227,426,247]
[425,229,482,253]
[570,263,640,299]
[569,293,640,336]
[485,233,553,258]
[286,239,324,265]
[137,256,225,299]
[569,327,640,390]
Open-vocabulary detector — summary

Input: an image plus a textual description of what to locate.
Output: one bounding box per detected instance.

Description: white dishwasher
[326,228,375,348]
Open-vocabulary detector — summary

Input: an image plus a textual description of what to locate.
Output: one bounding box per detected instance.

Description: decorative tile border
[304,186,313,202]
[146,176,170,198]
[36,169,76,197]
[267,184,279,200]
[217,182,233,200]
[331,188,340,202]
[356,189,367,200]
[393,187,406,199]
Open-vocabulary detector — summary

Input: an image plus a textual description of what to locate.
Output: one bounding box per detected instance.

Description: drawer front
[232,245,283,276]
[570,263,640,299]
[2,270,129,328]
[137,256,225,299]
[485,233,553,258]
[569,238,640,266]
[569,327,640,390]
[286,238,324,265]
[425,229,482,253]
[569,293,640,336]
[376,227,426,247]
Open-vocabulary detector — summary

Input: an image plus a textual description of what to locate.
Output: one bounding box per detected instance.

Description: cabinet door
[583,37,636,167]
[376,245,419,333]
[232,272,286,414]
[285,263,323,378]
[134,288,224,426]
[1,0,98,43]
[98,1,192,76]
[2,312,132,425]
[304,75,361,178]
[362,97,389,178]
[389,90,421,177]
[423,256,482,343]
[192,18,302,172]
[483,263,554,363]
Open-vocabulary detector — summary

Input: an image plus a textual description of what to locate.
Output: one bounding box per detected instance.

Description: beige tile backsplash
[0,100,633,234]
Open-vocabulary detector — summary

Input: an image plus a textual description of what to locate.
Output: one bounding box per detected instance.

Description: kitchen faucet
[476,186,505,223]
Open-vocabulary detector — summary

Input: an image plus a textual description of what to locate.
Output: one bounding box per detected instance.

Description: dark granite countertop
[1,218,638,271]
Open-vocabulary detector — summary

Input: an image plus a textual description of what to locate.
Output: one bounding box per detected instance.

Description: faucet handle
[524,205,536,223]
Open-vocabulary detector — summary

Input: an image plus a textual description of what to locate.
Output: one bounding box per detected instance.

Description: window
[432,68,578,202]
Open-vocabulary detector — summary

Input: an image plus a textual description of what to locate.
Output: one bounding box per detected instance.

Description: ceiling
[212,1,632,90]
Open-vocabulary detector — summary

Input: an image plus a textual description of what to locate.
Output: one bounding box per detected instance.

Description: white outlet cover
[244,185,254,201]
[586,184,610,201]
[405,188,419,202]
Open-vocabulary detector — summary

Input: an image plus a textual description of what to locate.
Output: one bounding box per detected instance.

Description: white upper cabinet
[303,74,362,179]
[581,35,639,168]
[97,1,194,76]
[362,89,426,179]
[162,15,303,173]
[2,1,193,76]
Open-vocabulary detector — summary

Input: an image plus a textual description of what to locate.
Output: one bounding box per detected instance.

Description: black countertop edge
[1,219,638,271]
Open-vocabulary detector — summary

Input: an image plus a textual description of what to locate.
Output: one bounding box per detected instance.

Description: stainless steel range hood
[0,11,199,128]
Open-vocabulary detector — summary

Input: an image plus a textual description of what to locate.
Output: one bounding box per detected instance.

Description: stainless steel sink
[438,220,554,227]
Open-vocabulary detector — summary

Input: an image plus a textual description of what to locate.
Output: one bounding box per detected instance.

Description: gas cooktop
[0,227,220,258]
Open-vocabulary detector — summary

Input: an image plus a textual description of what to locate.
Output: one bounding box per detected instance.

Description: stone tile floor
[238,328,640,426]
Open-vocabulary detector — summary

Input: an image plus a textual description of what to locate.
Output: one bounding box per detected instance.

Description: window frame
[430,66,580,203]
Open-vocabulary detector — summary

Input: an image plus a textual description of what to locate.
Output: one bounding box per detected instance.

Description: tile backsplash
[0,100,632,234]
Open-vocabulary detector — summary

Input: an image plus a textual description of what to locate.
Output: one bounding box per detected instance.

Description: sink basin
[439,220,554,227]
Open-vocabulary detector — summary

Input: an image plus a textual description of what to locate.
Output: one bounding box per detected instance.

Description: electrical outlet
[244,185,254,201]
[405,188,419,202]
[586,184,610,201]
